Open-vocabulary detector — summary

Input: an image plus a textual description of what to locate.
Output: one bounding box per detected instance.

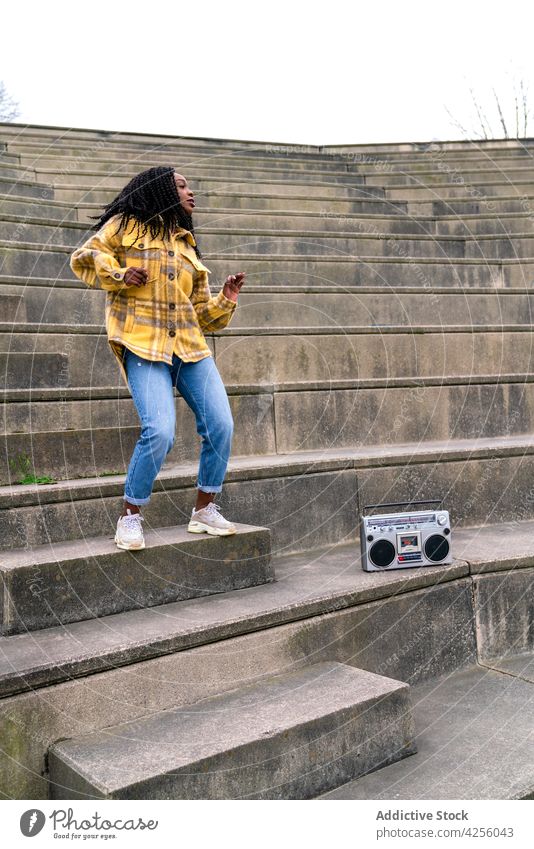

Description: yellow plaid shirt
[70,215,237,389]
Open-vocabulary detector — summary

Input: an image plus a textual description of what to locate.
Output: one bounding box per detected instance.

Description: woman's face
[174,172,195,215]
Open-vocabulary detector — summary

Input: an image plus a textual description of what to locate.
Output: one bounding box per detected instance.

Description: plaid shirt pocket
[121,232,163,284]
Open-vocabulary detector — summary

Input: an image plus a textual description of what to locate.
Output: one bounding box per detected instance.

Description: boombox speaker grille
[369,539,396,568]
[424,534,450,563]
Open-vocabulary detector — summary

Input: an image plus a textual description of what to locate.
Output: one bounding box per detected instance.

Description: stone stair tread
[47,660,415,799]
[7,191,534,219]
[3,371,533,403]
[0,540,463,697]
[8,149,534,172]
[484,651,534,682]
[0,520,266,570]
[7,208,534,241]
[4,275,534,294]
[3,434,534,509]
[4,238,534,262]
[0,520,273,637]
[320,660,534,800]
[5,321,534,335]
[1,519,532,698]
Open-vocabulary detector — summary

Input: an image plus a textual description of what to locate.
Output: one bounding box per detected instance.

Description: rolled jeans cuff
[123,493,151,506]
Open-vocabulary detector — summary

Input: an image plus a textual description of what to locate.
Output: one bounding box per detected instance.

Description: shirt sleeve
[70,219,129,292]
[190,268,237,332]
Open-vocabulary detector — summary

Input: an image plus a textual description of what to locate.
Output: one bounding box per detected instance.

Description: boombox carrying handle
[361,498,443,516]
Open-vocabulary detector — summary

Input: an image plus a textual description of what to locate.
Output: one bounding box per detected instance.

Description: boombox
[360,500,452,572]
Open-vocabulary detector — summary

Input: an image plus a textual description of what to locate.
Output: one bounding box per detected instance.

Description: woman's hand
[124,268,149,287]
[222,272,245,303]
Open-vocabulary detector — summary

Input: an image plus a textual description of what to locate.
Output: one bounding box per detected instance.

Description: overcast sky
[2,0,533,146]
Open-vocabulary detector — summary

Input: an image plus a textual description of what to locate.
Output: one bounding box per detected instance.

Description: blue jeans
[122,348,234,505]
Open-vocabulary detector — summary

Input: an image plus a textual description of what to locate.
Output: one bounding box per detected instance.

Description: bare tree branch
[492,87,508,138]
[520,78,529,137]
[514,79,519,138]
[469,86,490,139]
[444,104,471,139]
[0,81,20,122]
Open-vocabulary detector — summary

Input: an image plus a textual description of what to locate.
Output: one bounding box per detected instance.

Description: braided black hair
[90,166,202,259]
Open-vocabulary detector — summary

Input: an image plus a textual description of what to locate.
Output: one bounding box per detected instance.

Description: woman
[70,166,245,550]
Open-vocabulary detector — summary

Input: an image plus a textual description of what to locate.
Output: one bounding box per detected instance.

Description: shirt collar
[173,227,197,247]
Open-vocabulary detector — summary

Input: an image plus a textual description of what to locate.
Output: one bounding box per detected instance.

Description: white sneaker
[115,508,145,550]
[187,502,236,536]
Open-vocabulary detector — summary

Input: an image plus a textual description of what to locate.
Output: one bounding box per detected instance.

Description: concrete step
[0,218,472,257]
[5,204,534,251]
[2,242,532,286]
[4,280,534,328]
[1,192,413,225]
[271,378,534,452]
[0,160,371,189]
[6,191,534,237]
[3,436,534,553]
[425,196,534,216]
[61,204,534,237]
[321,661,534,800]
[0,164,23,180]
[3,514,532,701]
[1,196,79,221]
[52,184,408,214]
[55,181,534,218]
[0,174,54,199]
[0,292,26,321]
[47,661,416,799]
[364,167,534,187]
[0,386,276,486]
[1,374,532,485]
[0,516,531,798]
[19,166,534,213]
[14,152,355,176]
[7,215,534,259]
[0,124,318,151]
[0,534,475,699]
[8,155,534,194]
[3,122,532,157]
[0,351,68,388]
[324,139,534,155]
[213,326,534,383]
[436,215,534,236]
[0,521,272,635]
[6,140,534,179]
[2,324,534,386]
[8,137,534,170]
[6,158,534,202]
[386,180,534,201]
[25,168,379,196]
[6,141,342,167]
[366,153,534,169]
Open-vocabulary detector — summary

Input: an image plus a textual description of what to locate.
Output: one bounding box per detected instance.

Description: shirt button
[169,302,176,309]
[168,273,175,280]
[138,243,144,249]
[114,273,121,279]
[168,250,174,257]
[169,330,176,337]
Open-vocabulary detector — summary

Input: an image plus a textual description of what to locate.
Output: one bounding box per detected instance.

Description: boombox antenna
[362,498,443,516]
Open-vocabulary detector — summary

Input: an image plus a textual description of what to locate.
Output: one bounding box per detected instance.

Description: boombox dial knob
[369,539,396,569]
